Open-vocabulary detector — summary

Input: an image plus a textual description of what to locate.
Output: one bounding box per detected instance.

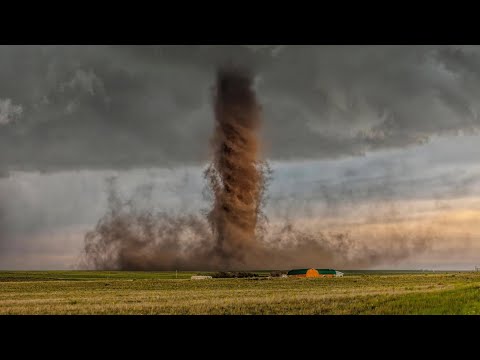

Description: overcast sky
[1,45,480,270]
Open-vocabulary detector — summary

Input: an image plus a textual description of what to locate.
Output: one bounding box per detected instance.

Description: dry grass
[0,272,479,314]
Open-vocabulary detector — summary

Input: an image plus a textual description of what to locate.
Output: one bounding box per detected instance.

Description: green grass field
[0,271,479,314]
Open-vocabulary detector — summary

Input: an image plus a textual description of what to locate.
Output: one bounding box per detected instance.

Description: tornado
[205,67,264,265]
[83,66,433,272]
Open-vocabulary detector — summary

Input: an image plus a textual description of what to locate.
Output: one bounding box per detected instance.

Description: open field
[0,271,479,314]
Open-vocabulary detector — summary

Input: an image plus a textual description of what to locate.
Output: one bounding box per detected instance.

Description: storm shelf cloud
[1,45,480,173]
[1,45,480,270]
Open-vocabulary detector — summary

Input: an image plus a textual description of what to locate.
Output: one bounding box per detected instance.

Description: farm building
[287,269,344,278]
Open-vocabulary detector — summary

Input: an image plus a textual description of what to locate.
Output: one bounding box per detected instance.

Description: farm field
[0,271,479,315]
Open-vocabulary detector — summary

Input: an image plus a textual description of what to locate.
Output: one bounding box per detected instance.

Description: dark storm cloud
[1,45,480,174]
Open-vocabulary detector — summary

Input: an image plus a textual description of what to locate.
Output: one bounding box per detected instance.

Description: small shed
[191,275,213,280]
